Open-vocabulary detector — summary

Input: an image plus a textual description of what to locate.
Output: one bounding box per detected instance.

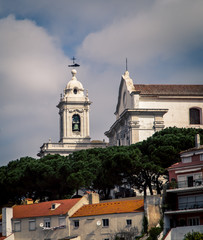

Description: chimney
[88,192,99,204]
[2,208,13,237]
[195,134,200,148]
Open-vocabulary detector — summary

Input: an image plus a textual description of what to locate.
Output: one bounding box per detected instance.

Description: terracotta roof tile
[0,233,6,240]
[13,198,81,219]
[168,160,203,170]
[134,84,203,96]
[70,199,144,218]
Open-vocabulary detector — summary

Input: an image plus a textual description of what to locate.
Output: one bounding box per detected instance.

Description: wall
[2,208,13,237]
[13,215,69,240]
[139,97,203,129]
[70,212,144,240]
[145,195,162,230]
[165,225,203,240]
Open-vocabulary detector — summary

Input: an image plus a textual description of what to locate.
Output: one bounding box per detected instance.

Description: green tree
[183,231,203,240]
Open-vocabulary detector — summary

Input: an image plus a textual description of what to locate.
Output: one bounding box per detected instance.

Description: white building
[0,193,98,240]
[38,67,107,157]
[105,71,203,146]
[70,198,144,240]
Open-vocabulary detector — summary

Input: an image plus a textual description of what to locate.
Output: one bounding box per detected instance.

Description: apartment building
[164,135,203,240]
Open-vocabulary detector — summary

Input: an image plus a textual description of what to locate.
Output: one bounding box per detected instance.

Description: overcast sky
[0,0,203,166]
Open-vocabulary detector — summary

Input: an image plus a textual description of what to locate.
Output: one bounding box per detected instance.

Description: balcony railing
[178,200,203,210]
[169,179,203,189]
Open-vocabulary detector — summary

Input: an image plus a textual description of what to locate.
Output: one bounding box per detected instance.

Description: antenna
[68,57,80,68]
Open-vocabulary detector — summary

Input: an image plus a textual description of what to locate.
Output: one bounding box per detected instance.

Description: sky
[0,0,203,166]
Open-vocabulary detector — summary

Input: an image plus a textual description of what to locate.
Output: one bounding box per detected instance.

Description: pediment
[115,71,135,117]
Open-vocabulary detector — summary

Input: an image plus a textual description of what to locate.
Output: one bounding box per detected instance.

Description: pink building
[164,135,203,239]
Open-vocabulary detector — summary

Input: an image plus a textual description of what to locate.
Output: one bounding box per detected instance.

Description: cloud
[0,15,69,165]
[78,0,203,66]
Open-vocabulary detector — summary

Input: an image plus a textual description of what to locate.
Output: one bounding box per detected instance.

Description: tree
[111,227,139,240]
[130,127,203,196]
[183,231,203,240]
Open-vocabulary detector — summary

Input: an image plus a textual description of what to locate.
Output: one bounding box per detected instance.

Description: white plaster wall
[2,208,13,237]
[139,98,203,128]
[165,225,203,240]
[13,215,69,240]
[70,212,143,240]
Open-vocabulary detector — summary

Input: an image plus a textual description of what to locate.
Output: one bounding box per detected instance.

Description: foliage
[146,227,162,240]
[112,227,139,240]
[142,215,148,234]
[183,231,203,240]
[1,127,203,204]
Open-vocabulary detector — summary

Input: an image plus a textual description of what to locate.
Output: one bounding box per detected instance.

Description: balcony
[178,200,203,210]
[178,179,203,188]
[167,179,203,193]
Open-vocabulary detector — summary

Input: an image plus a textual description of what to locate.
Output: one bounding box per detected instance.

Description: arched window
[189,108,201,124]
[72,114,80,131]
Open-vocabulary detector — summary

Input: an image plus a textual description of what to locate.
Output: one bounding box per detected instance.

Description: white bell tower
[57,68,91,143]
[38,61,107,157]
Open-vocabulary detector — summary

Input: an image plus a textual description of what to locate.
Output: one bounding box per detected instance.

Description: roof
[168,160,203,170]
[134,84,203,96]
[0,233,6,240]
[70,199,144,218]
[180,145,203,154]
[13,198,81,219]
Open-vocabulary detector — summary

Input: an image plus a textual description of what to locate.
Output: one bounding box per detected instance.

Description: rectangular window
[188,217,200,226]
[59,217,66,228]
[200,154,203,161]
[29,219,36,231]
[44,218,51,228]
[74,220,79,228]
[13,221,21,232]
[182,157,192,163]
[126,219,132,226]
[102,219,109,227]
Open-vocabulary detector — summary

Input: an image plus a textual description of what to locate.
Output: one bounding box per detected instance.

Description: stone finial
[71,69,77,80]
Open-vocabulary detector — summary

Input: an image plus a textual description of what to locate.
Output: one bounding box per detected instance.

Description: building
[38,67,107,157]
[105,70,203,146]
[163,135,203,240]
[0,193,98,240]
[70,198,144,240]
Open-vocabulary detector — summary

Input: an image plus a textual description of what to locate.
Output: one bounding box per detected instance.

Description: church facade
[105,71,203,146]
[38,68,107,157]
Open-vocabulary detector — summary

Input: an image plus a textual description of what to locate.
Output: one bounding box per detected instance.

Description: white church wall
[139,98,203,128]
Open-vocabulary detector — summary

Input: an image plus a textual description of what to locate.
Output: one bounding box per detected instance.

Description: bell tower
[38,60,107,157]
[57,68,91,143]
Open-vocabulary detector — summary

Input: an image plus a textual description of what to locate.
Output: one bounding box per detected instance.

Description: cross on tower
[68,57,80,68]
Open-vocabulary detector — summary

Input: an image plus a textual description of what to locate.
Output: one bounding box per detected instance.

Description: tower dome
[65,68,84,97]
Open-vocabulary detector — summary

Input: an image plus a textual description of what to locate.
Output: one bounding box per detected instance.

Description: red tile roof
[13,198,81,219]
[70,199,144,218]
[134,84,203,96]
[168,160,203,170]
[0,233,6,240]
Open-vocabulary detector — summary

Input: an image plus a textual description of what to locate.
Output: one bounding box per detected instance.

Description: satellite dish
[39,223,44,227]
[96,220,101,226]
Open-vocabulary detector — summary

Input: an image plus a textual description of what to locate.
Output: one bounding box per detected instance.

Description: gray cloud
[0,15,69,165]
[0,0,203,166]
[78,0,203,66]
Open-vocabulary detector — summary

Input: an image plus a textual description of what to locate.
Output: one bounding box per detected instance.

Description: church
[38,65,107,157]
[105,70,203,146]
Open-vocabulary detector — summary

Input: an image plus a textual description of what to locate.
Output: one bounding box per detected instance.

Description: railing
[178,179,203,188]
[169,179,203,189]
[178,200,203,210]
